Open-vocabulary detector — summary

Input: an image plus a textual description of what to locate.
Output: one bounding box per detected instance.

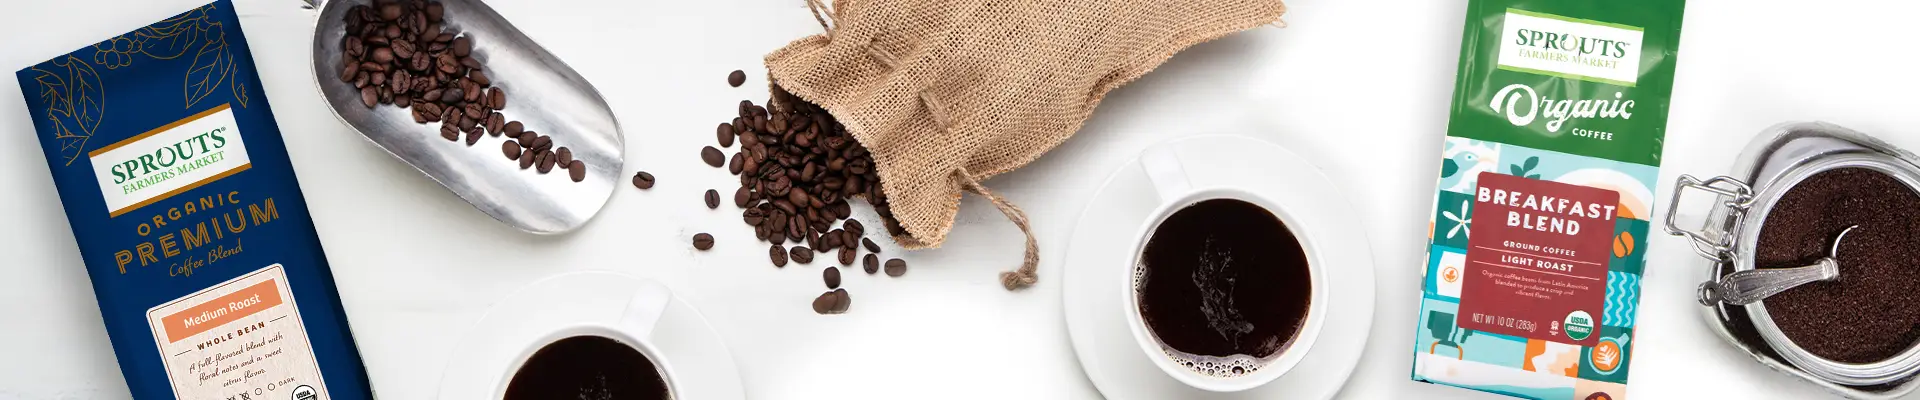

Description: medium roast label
[146,264,327,400]
[1458,172,1616,346]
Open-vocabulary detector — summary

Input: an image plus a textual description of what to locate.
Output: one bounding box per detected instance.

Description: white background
[3,0,1918,399]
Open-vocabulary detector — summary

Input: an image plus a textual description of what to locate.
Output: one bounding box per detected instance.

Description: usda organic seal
[1564,310,1595,341]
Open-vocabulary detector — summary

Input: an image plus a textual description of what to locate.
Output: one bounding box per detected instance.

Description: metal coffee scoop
[303,0,624,234]
[1698,225,1856,306]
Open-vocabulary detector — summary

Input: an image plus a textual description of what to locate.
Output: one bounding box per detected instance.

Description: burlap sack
[766,0,1286,290]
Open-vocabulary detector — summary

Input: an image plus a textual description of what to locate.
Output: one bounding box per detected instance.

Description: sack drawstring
[928,92,1038,291]
[954,168,1041,290]
[805,0,837,37]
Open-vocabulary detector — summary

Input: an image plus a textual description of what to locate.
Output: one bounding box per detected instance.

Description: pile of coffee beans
[671,70,912,315]
[337,0,586,182]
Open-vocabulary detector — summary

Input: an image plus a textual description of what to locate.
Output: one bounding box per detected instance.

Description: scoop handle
[1700,258,1839,306]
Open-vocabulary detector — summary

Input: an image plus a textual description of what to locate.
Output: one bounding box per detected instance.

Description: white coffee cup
[494,280,679,399]
[1122,146,1328,392]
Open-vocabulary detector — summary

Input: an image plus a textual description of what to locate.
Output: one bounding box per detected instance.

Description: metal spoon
[1699,225,1857,306]
[305,0,623,234]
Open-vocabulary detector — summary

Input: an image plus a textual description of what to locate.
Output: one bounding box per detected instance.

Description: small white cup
[495,280,678,399]
[1122,146,1328,392]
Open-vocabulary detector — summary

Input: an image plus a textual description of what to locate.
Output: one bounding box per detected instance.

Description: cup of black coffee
[497,282,677,400]
[1123,146,1326,392]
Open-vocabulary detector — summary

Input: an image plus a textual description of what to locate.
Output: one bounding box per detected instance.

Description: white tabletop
[3,0,1918,398]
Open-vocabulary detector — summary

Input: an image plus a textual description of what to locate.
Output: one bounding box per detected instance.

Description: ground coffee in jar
[1757,167,1920,364]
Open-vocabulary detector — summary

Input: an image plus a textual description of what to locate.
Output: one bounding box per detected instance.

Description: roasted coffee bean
[556,147,573,166]
[485,113,505,136]
[823,267,841,289]
[378,3,402,20]
[391,39,416,59]
[632,171,656,189]
[452,36,472,57]
[692,233,714,250]
[717,123,735,147]
[701,146,725,167]
[517,132,535,148]
[884,258,907,277]
[340,61,360,83]
[770,245,789,267]
[440,123,460,141]
[489,87,506,109]
[840,231,859,251]
[531,136,552,152]
[568,161,586,182]
[470,70,490,86]
[830,201,852,220]
[862,237,880,253]
[360,87,378,108]
[705,189,721,209]
[812,291,835,314]
[820,231,842,250]
[519,150,536,169]
[845,219,865,239]
[536,151,556,173]
[830,288,851,313]
[838,247,856,266]
[728,70,746,87]
[462,102,484,120]
[728,152,744,175]
[371,46,394,64]
[410,54,431,72]
[502,141,522,160]
[465,126,482,146]
[790,247,814,264]
[734,187,752,208]
[503,120,524,137]
[863,254,880,274]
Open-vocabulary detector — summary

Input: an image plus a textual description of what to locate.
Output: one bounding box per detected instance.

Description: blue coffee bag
[18,1,373,398]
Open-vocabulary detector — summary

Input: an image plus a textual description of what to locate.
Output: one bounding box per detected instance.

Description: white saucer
[437,271,746,399]
[1062,135,1376,399]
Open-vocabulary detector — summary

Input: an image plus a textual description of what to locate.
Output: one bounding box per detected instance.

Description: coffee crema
[1135,198,1312,378]
[505,335,670,400]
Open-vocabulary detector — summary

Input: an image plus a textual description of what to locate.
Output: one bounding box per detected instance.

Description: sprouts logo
[1496,9,1644,87]
[88,104,251,217]
[1513,28,1632,64]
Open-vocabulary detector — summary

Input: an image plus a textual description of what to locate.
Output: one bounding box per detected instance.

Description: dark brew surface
[1139,198,1312,360]
[506,335,670,400]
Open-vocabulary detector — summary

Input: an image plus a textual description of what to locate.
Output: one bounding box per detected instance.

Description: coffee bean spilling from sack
[337,0,585,182]
[677,74,918,314]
